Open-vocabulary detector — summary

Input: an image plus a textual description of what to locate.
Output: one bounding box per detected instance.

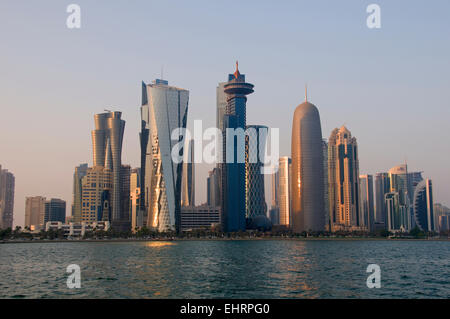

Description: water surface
[0,240,448,298]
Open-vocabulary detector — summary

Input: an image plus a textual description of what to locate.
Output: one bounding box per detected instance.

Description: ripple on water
[0,240,449,298]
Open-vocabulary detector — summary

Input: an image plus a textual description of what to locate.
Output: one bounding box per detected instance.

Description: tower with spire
[220,61,254,232]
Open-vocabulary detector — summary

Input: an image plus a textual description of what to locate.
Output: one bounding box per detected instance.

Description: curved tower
[291,92,325,233]
[91,111,126,230]
[141,79,189,233]
[413,179,434,232]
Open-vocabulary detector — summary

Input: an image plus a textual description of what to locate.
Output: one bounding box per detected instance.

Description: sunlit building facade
[130,168,142,232]
[25,196,46,229]
[278,157,291,227]
[328,126,360,231]
[291,95,325,233]
[92,111,127,231]
[81,166,112,224]
[141,79,189,232]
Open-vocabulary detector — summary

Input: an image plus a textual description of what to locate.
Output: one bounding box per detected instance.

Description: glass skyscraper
[181,139,195,207]
[0,165,15,229]
[91,111,127,231]
[359,174,375,232]
[220,62,254,232]
[141,79,189,233]
[245,125,268,220]
[413,179,434,232]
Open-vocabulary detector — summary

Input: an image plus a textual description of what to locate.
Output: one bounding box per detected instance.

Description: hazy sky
[1,1,449,227]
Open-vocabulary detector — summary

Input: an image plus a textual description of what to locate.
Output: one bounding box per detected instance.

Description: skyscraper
[269,164,280,225]
[322,140,329,231]
[130,168,142,232]
[0,165,15,229]
[92,111,126,231]
[181,139,195,207]
[207,168,220,207]
[413,179,434,232]
[278,156,291,227]
[141,79,189,232]
[359,175,375,232]
[71,163,88,223]
[328,126,360,231]
[291,92,325,233]
[120,164,131,226]
[216,82,227,135]
[385,192,403,232]
[375,172,390,225]
[246,125,268,220]
[388,164,410,231]
[81,166,112,223]
[44,199,66,224]
[221,62,254,232]
[25,196,46,229]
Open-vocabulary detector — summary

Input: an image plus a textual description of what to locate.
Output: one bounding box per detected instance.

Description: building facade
[291,94,325,233]
[72,163,88,223]
[80,166,112,224]
[91,111,127,231]
[328,126,360,231]
[207,168,220,207]
[278,156,291,227]
[375,172,390,226]
[44,198,66,224]
[220,62,254,232]
[141,79,189,232]
[359,175,375,232]
[180,205,221,232]
[246,125,268,220]
[130,168,142,232]
[413,179,434,232]
[0,165,15,229]
[270,164,280,225]
[181,140,195,207]
[25,196,46,229]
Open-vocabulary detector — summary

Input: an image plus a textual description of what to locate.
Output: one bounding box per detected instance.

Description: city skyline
[1,1,450,228]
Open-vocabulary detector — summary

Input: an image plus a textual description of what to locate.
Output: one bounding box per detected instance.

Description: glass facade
[141,79,189,232]
[220,63,254,232]
[245,125,268,220]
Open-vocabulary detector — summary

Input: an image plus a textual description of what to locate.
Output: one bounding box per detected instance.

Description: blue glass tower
[221,62,254,232]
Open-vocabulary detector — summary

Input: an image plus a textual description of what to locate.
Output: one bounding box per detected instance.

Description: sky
[0,0,449,228]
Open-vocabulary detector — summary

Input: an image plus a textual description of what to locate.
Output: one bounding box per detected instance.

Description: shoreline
[2,237,449,244]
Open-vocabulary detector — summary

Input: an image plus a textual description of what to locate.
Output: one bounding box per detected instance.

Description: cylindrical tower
[291,98,325,233]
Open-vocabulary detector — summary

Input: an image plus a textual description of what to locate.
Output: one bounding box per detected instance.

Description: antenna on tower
[161,65,164,80]
[305,84,308,102]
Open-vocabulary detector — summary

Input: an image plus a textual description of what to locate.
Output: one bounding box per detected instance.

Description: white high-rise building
[141,79,189,232]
